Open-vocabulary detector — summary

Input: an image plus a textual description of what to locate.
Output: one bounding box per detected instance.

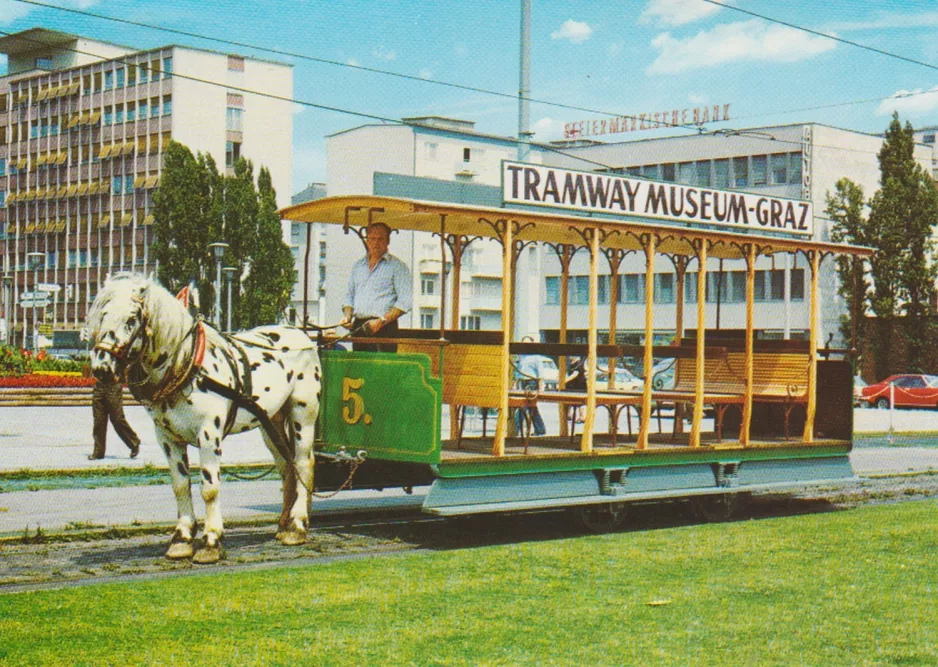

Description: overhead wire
[2,1,930,166]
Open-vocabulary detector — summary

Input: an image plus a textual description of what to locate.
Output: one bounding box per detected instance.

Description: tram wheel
[576,503,628,533]
[692,493,739,522]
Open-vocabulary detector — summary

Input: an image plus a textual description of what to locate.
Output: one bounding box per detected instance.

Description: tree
[825,178,869,361]
[238,166,296,328]
[152,142,295,329]
[867,113,938,374]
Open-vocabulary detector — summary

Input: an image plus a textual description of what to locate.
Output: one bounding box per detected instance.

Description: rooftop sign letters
[502,162,814,237]
[564,104,731,139]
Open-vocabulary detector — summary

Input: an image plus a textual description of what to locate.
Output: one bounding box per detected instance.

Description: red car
[858,374,938,409]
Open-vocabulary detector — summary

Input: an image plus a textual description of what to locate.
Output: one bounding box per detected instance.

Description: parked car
[857,374,938,409]
[650,358,677,390]
[513,355,560,389]
[596,365,643,392]
[853,375,867,406]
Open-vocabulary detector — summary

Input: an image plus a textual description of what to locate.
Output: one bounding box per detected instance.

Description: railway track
[2,472,937,594]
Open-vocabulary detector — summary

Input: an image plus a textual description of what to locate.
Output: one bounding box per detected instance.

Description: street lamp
[26,252,44,351]
[2,274,12,346]
[222,267,238,332]
[208,242,229,327]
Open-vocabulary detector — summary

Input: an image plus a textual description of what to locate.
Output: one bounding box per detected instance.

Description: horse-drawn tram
[281,164,873,527]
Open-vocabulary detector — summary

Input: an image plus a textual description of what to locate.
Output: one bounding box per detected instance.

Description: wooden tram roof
[280,195,874,260]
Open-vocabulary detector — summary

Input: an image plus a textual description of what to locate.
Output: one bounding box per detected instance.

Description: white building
[320,116,933,346]
[0,27,292,345]
[325,116,542,335]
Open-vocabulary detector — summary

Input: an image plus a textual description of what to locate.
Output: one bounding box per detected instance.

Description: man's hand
[367,317,384,333]
[340,308,354,330]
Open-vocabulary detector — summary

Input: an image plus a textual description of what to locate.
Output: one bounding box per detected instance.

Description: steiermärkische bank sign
[502,161,813,237]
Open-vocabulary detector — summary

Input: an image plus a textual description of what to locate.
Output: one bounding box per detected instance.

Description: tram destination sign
[502,161,813,237]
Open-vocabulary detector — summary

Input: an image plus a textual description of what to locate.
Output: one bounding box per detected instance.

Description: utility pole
[518,0,532,162]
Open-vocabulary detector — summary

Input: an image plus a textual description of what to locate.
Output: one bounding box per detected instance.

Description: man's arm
[341,262,359,328]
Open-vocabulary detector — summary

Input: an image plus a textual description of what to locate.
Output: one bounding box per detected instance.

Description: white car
[596,365,643,392]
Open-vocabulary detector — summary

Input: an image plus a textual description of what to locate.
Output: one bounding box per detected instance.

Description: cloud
[640,0,722,27]
[688,93,707,105]
[347,58,361,67]
[825,11,938,32]
[372,46,397,61]
[876,87,938,117]
[291,102,306,115]
[551,20,593,44]
[532,117,565,142]
[418,68,433,80]
[607,41,624,57]
[1,0,101,25]
[648,20,836,74]
[0,0,32,25]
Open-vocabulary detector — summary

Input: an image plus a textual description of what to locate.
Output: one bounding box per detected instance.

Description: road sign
[18,292,51,309]
[38,324,53,335]
[36,283,61,293]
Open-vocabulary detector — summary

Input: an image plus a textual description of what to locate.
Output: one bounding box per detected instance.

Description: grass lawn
[2,499,938,666]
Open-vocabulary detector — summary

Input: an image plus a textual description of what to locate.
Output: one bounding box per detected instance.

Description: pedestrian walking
[89,376,140,460]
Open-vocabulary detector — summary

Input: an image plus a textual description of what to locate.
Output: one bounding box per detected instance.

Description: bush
[0,345,85,377]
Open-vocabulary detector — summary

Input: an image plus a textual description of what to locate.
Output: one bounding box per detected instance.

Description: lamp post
[2,274,12,346]
[208,242,229,328]
[26,252,44,351]
[222,267,238,332]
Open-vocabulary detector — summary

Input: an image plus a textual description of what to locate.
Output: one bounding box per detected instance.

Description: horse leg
[192,419,226,564]
[162,436,197,560]
[261,411,297,541]
[280,396,318,546]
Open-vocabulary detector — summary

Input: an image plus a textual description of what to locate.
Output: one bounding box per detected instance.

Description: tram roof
[280,195,874,260]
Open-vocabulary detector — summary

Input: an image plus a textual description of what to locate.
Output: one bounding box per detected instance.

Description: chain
[311,456,365,499]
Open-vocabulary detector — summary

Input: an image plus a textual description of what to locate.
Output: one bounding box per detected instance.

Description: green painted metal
[318,350,442,464]
[433,443,852,479]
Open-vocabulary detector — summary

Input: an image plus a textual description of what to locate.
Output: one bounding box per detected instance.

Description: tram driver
[341,222,413,352]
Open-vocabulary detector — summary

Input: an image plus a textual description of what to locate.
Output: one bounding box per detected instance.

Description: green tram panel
[318,350,442,465]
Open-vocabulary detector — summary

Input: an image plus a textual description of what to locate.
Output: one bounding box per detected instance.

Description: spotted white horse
[87,273,321,563]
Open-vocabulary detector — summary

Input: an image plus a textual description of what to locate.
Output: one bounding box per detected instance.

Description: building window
[116,68,125,88]
[463,147,471,162]
[545,276,559,305]
[790,268,805,301]
[641,164,659,180]
[420,312,434,329]
[425,142,438,159]
[112,176,123,195]
[0,158,5,174]
[163,95,172,116]
[138,64,148,84]
[789,152,803,185]
[138,100,148,119]
[733,157,748,188]
[104,70,114,90]
[163,57,173,77]
[104,108,113,125]
[678,162,695,185]
[226,106,242,131]
[35,57,53,70]
[654,273,674,304]
[421,276,436,295]
[714,159,729,189]
[570,275,590,305]
[150,97,160,117]
[227,55,245,71]
[127,102,136,122]
[752,155,768,186]
[684,272,698,304]
[127,66,136,86]
[696,161,712,187]
[598,275,609,305]
[115,104,124,124]
[0,191,5,207]
[661,163,676,182]
[620,274,645,304]
[319,241,327,260]
[626,166,641,177]
[225,141,241,167]
[771,153,788,185]
[125,175,134,194]
[924,134,936,145]
[460,315,481,330]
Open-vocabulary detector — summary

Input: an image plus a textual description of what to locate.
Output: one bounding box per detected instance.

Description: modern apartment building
[0,28,292,347]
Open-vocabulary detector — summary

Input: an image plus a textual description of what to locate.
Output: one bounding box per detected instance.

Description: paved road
[2,404,938,535]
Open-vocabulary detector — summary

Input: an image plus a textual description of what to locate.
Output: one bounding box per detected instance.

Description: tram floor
[439,432,836,459]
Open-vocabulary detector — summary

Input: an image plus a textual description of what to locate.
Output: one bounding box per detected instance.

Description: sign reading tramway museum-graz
[502,161,813,237]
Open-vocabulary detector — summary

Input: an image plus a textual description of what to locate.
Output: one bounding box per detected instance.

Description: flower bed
[0,374,95,388]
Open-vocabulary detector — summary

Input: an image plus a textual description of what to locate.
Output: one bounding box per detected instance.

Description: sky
[3,0,938,194]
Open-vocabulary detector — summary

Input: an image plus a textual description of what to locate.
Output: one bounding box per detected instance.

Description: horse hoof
[165,541,194,560]
[279,529,307,546]
[192,545,224,564]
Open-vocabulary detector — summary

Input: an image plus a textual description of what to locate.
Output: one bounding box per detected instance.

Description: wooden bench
[665,349,811,440]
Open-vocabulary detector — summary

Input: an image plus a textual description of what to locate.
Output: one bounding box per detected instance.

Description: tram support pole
[492,220,513,457]
[690,242,707,448]
[580,228,599,453]
[803,250,820,443]
[740,245,756,446]
[637,236,656,449]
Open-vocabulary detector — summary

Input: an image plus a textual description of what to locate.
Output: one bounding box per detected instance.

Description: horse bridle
[93,295,152,365]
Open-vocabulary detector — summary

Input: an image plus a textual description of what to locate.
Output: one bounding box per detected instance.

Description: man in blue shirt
[341,222,413,351]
